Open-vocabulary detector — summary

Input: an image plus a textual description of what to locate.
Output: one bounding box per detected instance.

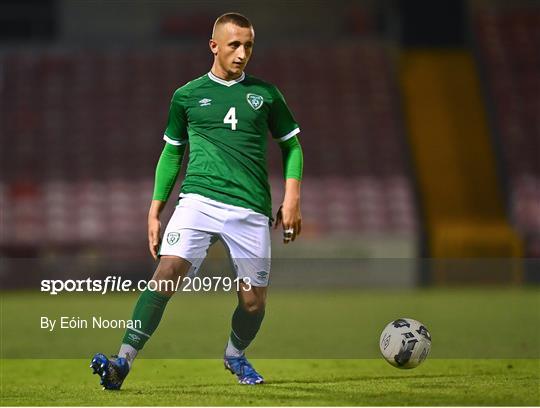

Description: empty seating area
[1,179,153,256]
[474,6,540,255]
[0,42,417,252]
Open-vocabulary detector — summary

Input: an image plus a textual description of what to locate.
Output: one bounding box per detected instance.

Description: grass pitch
[1,359,538,406]
[1,288,539,405]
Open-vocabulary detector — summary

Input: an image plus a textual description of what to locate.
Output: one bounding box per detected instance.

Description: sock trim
[128,327,151,338]
[225,337,244,357]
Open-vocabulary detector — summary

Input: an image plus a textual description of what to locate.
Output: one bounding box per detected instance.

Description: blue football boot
[90,353,129,390]
[224,355,264,385]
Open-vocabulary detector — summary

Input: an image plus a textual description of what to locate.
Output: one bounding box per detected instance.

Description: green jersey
[163,71,300,218]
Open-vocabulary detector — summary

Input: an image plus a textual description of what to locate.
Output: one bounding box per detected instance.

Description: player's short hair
[212,12,253,36]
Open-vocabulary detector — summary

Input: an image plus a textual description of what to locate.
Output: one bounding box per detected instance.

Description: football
[379,318,432,369]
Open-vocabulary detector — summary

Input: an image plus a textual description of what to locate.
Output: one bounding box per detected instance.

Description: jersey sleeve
[163,88,189,146]
[269,86,300,142]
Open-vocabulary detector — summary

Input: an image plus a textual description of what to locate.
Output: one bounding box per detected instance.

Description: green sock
[230,305,265,350]
[122,289,170,350]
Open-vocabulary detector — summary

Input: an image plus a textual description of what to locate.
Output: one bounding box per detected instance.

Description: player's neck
[210,64,243,82]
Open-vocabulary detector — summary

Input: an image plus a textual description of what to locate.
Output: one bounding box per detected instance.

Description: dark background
[0,0,538,287]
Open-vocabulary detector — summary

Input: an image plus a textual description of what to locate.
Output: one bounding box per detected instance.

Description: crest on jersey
[246,93,264,110]
[167,232,180,245]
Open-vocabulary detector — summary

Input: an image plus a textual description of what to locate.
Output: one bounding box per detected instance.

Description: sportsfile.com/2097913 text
[40,276,252,295]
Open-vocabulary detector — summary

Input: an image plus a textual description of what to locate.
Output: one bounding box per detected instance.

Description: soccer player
[90,12,303,389]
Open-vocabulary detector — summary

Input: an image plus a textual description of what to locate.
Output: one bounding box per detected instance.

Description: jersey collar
[208,71,245,87]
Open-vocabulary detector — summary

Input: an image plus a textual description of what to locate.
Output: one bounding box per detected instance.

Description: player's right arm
[148,143,186,259]
[148,87,189,259]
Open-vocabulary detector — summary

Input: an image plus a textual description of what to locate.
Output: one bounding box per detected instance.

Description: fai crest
[167,232,180,245]
[246,93,264,110]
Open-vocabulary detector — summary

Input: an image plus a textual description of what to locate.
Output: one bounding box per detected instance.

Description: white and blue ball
[379,318,432,369]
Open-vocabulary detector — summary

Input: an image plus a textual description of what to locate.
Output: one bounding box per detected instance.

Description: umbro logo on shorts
[246,93,264,110]
[256,271,268,279]
[167,232,180,245]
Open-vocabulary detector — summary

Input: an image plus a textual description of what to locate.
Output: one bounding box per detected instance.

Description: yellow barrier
[400,50,522,283]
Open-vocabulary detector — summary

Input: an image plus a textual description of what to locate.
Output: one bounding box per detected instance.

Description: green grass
[1,359,538,406]
[2,289,539,358]
[1,288,539,405]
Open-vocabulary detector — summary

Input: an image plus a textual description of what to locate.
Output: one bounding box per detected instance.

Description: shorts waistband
[179,193,268,219]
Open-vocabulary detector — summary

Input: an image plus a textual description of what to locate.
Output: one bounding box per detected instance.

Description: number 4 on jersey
[223,107,238,130]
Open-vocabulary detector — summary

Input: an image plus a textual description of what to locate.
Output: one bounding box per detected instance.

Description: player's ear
[209,39,218,56]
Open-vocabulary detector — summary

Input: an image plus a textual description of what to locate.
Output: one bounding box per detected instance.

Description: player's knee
[241,299,266,315]
[153,257,189,282]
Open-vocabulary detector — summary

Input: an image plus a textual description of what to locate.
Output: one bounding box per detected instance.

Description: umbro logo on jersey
[199,98,212,107]
[246,93,264,110]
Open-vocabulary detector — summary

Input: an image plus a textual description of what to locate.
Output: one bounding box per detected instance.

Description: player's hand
[274,202,302,244]
[148,216,162,260]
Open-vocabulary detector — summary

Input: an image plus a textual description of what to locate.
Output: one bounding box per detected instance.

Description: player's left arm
[274,135,303,244]
[148,87,189,259]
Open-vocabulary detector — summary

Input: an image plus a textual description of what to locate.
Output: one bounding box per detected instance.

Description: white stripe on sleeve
[276,127,300,143]
[163,134,187,146]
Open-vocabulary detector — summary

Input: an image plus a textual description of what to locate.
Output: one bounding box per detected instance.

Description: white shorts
[159,193,271,287]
